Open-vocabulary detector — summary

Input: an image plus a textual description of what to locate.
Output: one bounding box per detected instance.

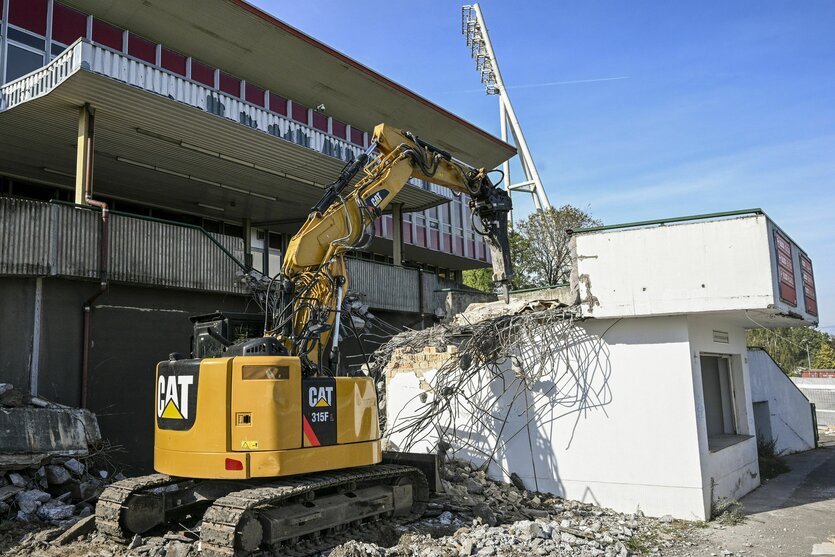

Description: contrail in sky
[445,76,629,94]
[509,76,630,89]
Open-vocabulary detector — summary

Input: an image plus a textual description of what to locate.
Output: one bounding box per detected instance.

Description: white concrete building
[386,210,820,520]
[748,347,816,454]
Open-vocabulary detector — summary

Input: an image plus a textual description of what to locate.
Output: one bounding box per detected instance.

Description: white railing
[0,40,364,165]
[0,41,84,111]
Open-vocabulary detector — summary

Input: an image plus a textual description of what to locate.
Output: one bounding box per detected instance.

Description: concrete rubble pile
[329,458,692,557]
[0,383,120,529]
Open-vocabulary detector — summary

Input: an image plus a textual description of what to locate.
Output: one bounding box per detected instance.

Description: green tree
[747,327,834,374]
[515,205,601,286]
[812,341,835,369]
[463,230,533,292]
[463,205,600,292]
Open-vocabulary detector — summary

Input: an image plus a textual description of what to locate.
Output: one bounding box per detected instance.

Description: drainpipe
[78,103,109,408]
[417,269,425,329]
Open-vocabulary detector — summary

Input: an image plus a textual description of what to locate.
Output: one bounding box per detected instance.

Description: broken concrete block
[70,480,104,502]
[16,489,51,513]
[128,534,144,549]
[165,541,192,557]
[8,472,27,487]
[0,485,23,502]
[52,514,96,545]
[0,383,12,396]
[45,465,72,485]
[0,407,101,469]
[63,458,85,476]
[36,500,76,521]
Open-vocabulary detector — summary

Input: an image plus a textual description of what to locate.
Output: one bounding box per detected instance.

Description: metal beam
[392,203,404,266]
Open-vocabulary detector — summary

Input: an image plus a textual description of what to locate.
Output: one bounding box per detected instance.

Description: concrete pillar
[74,104,95,205]
[243,218,253,268]
[392,203,404,267]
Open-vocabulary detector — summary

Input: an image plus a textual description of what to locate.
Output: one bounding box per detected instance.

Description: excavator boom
[279,124,514,370]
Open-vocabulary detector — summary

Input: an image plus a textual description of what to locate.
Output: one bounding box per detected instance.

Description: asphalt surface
[685,435,835,557]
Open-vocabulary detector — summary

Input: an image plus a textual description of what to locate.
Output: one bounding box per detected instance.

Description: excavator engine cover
[154,355,382,479]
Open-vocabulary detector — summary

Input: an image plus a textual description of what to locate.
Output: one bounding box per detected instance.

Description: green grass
[758,437,790,482]
[711,498,746,525]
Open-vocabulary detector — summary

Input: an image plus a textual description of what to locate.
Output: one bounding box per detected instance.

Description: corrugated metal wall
[2,198,459,309]
[0,198,246,294]
[344,258,445,314]
[108,216,244,292]
[0,197,52,275]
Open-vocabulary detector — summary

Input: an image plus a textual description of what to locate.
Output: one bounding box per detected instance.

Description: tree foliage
[747,327,835,374]
[463,205,600,292]
[514,205,601,287]
[463,230,532,292]
[812,341,835,369]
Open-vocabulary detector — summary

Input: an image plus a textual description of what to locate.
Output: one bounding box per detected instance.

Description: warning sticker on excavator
[240,440,259,450]
[302,378,337,447]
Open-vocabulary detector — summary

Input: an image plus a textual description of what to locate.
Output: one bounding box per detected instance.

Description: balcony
[0,39,450,228]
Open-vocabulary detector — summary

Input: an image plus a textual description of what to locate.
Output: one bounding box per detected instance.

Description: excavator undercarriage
[97,465,428,557]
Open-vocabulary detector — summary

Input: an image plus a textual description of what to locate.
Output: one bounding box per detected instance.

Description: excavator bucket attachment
[469,176,514,300]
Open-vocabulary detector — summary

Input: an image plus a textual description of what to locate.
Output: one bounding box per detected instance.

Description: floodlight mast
[462,4,551,212]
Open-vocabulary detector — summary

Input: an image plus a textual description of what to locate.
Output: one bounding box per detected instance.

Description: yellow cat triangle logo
[315,396,330,407]
[161,399,184,419]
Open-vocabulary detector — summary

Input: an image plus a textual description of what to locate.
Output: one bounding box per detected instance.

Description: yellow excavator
[95,124,514,556]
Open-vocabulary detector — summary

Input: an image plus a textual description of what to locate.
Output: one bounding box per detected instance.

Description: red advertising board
[774,230,796,306]
[800,253,817,316]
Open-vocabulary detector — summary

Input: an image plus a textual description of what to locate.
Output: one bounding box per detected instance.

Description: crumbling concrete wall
[385,314,727,520]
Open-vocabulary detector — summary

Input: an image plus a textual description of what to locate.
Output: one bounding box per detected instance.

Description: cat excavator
[95,124,514,556]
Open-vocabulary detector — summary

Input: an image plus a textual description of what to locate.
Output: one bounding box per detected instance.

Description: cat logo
[157,375,194,420]
[308,385,334,408]
[365,189,389,209]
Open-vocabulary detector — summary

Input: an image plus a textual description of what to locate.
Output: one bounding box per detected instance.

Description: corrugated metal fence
[345,258,444,314]
[0,197,247,294]
[1,197,468,311]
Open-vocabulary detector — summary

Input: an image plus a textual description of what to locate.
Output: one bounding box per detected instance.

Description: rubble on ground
[1,457,700,557]
[0,460,123,528]
[329,458,697,557]
[0,383,121,538]
[0,384,101,470]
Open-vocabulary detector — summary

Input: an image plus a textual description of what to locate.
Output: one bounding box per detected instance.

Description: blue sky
[253,0,835,330]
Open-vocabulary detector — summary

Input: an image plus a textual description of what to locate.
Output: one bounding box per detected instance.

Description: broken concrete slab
[812,542,835,556]
[45,465,72,485]
[15,489,51,513]
[52,514,96,545]
[0,407,101,469]
[0,484,23,502]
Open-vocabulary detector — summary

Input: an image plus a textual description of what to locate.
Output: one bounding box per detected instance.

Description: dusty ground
[678,434,835,557]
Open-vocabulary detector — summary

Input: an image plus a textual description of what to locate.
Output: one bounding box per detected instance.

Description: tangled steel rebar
[369,305,615,484]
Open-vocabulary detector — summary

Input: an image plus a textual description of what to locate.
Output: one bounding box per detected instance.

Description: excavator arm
[276,123,513,372]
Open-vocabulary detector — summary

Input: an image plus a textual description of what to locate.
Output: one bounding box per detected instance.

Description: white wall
[748,348,815,454]
[686,316,759,514]
[386,315,711,520]
[571,214,818,325]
